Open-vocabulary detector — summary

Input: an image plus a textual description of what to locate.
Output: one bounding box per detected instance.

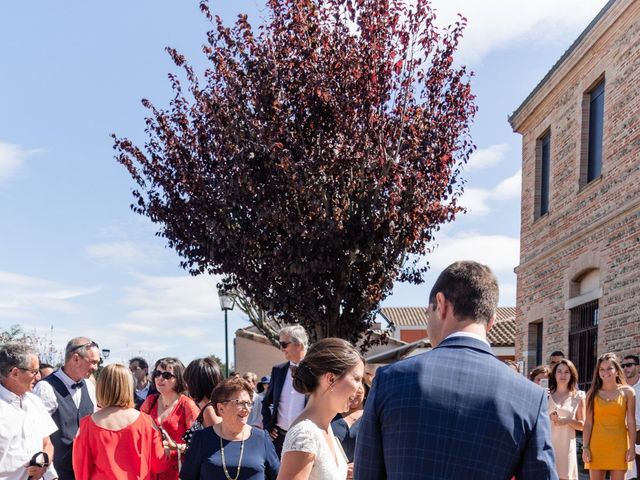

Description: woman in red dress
[73,364,170,479]
[141,357,199,480]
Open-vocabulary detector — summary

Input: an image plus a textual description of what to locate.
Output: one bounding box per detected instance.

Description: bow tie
[70,381,85,389]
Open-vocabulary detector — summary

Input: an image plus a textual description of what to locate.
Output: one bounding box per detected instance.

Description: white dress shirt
[445,331,491,346]
[276,365,306,431]
[33,369,96,414]
[0,384,59,480]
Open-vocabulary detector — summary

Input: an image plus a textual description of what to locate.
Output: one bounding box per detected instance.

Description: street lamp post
[218,289,235,377]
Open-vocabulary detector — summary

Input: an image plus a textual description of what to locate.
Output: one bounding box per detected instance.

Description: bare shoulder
[621,385,636,397]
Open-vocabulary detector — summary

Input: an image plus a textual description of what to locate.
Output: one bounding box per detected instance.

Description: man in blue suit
[355,261,557,479]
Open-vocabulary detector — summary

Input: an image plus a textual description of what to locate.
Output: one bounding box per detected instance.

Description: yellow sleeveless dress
[586,389,630,470]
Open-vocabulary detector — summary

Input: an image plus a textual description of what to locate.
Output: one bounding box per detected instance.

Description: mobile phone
[539,378,549,389]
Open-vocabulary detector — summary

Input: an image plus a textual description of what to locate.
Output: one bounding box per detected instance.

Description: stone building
[509,0,640,388]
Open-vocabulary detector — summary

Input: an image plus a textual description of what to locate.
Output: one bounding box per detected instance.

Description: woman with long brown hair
[547,359,584,480]
[141,357,199,480]
[582,353,636,480]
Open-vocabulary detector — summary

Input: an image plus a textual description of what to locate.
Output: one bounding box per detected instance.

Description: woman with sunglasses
[180,376,280,479]
[141,357,199,480]
[582,353,636,480]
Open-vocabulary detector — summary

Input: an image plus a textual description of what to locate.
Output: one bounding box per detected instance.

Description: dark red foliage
[113,0,476,348]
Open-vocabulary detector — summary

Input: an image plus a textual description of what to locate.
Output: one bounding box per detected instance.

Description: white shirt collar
[0,382,23,406]
[445,331,490,346]
[55,368,81,387]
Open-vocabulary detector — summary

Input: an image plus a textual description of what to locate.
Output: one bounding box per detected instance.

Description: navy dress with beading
[180,426,280,480]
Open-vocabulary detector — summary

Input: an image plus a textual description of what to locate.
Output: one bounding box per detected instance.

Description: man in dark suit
[261,325,308,456]
[355,261,558,479]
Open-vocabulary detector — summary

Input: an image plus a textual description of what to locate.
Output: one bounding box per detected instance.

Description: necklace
[220,432,245,480]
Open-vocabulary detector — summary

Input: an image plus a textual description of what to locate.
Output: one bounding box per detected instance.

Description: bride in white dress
[277,338,365,480]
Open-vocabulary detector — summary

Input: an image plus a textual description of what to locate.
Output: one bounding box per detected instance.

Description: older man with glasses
[261,325,308,457]
[622,354,640,479]
[0,343,59,480]
[34,337,99,480]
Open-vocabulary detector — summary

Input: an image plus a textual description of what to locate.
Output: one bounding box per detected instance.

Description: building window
[535,131,551,218]
[569,300,598,391]
[586,79,605,183]
[527,321,543,373]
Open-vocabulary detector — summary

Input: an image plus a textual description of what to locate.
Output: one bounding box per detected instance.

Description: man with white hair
[0,343,58,480]
[261,325,308,457]
[34,337,99,480]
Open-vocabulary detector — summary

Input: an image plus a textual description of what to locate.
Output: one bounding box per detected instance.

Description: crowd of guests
[0,261,638,480]
[521,350,639,480]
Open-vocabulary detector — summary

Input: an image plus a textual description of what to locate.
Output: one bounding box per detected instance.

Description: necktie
[70,380,84,389]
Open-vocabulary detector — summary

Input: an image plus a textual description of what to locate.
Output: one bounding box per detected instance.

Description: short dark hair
[623,354,639,365]
[428,261,499,324]
[39,363,54,370]
[154,357,187,394]
[129,357,149,370]
[292,338,364,395]
[210,377,255,416]
[550,351,565,358]
[184,357,224,403]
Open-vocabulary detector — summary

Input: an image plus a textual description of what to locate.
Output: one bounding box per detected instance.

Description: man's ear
[435,292,448,319]
[486,314,496,332]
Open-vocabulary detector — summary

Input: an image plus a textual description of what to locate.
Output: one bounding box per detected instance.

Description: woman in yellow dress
[582,353,636,480]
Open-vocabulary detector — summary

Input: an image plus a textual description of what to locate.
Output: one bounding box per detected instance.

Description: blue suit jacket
[261,361,289,432]
[354,335,558,480]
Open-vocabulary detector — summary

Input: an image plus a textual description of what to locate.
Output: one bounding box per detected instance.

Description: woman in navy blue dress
[180,377,279,480]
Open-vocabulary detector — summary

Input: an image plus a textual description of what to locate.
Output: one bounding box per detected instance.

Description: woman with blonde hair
[582,353,636,480]
[73,364,170,479]
[547,359,585,480]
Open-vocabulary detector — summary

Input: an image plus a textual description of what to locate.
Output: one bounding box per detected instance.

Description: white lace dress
[282,419,348,480]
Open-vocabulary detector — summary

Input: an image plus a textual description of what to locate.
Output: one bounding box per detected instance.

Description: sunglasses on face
[69,341,99,354]
[279,341,293,348]
[152,370,176,380]
[622,363,638,368]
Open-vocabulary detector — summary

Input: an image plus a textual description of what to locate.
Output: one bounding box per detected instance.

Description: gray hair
[65,337,98,362]
[0,343,38,379]
[279,325,309,350]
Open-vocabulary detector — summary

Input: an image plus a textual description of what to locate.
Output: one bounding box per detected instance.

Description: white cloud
[0,271,100,319]
[461,169,521,215]
[0,141,44,183]
[493,170,522,199]
[85,241,161,266]
[467,144,508,171]
[426,232,519,305]
[428,232,519,273]
[429,0,609,65]
[121,273,222,324]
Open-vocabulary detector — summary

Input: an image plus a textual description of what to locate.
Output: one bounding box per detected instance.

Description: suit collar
[435,334,495,356]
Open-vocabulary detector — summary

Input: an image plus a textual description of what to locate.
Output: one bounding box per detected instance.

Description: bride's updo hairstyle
[292,338,364,395]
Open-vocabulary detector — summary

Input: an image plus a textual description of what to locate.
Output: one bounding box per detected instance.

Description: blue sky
[0,0,608,366]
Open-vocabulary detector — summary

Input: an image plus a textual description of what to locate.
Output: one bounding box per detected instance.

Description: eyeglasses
[152,370,176,380]
[223,399,254,409]
[69,341,99,354]
[279,341,292,349]
[622,363,638,368]
[17,367,40,376]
